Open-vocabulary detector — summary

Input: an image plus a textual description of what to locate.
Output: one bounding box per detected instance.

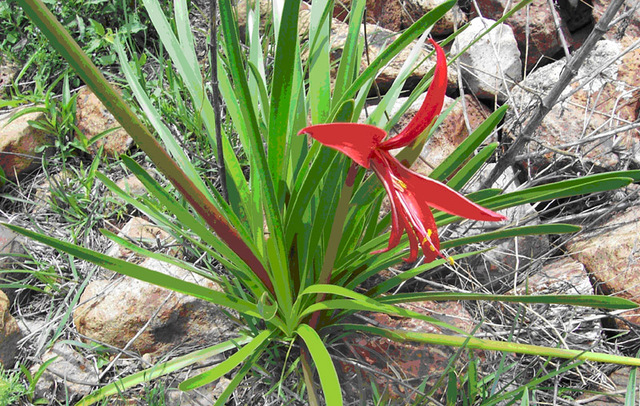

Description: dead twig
[480,0,628,189]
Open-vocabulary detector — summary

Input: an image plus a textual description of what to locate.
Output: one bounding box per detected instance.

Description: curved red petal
[379,39,447,151]
[298,123,386,168]
[385,153,506,222]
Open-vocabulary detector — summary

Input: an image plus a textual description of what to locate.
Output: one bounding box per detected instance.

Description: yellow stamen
[393,178,407,191]
[430,246,436,252]
[448,256,455,265]
[427,229,432,237]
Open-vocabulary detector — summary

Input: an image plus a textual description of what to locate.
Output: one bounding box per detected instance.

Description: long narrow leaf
[297,324,343,406]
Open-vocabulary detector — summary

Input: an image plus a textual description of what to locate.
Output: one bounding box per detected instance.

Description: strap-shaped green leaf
[76,336,251,406]
[440,223,581,249]
[446,143,499,191]
[430,105,508,181]
[296,324,344,406]
[179,330,272,390]
[4,223,262,318]
[379,292,638,310]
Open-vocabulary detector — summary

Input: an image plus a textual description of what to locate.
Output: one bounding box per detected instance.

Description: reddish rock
[567,206,640,328]
[0,290,22,366]
[472,0,580,70]
[0,109,53,181]
[340,301,476,400]
[333,0,467,37]
[511,257,592,296]
[73,258,232,356]
[75,86,133,157]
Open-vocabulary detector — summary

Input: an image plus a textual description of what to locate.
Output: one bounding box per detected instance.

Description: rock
[341,301,476,400]
[451,17,522,101]
[567,206,640,329]
[508,39,640,174]
[0,57,18,98]
[0,290,22,367]
[512,257,592,296]
[471,0,578,70]
[166,375,230,406]
[333,0,467,37]
[508,257,601,348]
[104,216,178,261]
[593,0,640,41]
[464,166,549,287]
[0,222,28,301]
[0,109,54,181]
[31,342,99,401]
[576,366,633,405]
[75,86,133,157]
[73,258,232,356]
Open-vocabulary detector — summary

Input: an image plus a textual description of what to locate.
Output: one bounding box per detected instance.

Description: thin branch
[480,0,627,189]
[210,0,228,202]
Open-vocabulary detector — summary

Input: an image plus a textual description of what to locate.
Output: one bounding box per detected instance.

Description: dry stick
[210,0,228,202]
[480,0,627,190]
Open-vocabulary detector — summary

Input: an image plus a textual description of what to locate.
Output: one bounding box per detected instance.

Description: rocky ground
[0,0,640,404]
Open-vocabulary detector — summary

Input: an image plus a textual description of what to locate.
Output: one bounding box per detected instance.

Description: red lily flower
[298,39,506,263]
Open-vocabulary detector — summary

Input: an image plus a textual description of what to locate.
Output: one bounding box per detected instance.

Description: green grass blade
[296,324,343,406]
[179,330,272,390]
[75,336,251,406]
[440,224,581,249]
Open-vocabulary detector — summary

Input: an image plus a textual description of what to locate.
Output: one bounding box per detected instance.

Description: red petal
[370,152,404,253]
[298,123,386,168]
[379,39,447,151]
[385,153,506,222]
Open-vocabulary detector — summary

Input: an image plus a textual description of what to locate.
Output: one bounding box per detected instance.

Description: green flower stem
[309,163,358,329]
[16,0,274,294]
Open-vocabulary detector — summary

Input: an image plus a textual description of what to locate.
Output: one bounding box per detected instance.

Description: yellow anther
[448,256,455,265]
[430,246,436,252]
[427,229,433,237]
[393,178,407,190]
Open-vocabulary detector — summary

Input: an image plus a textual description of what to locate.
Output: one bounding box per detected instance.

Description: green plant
[10,0,640,405]
[0,364,28,405]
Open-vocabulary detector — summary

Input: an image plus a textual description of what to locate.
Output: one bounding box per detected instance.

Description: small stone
[31,342,99,401]
[75,85,133,157]
[104,216,176,261]
[0,290,22,367]
[0,109,54,181]
[452,17,522,101]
